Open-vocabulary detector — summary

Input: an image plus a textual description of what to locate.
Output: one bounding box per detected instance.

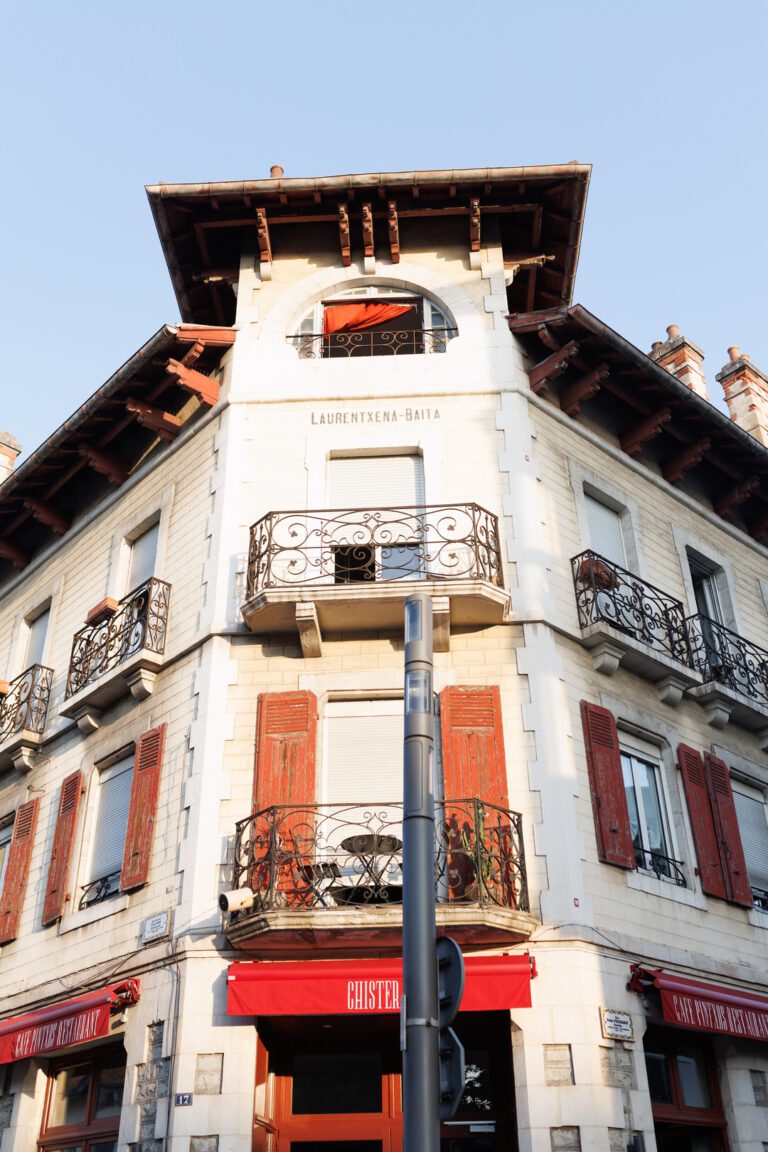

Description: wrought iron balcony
[571,551,698,700]
[225,799,531,954]
[243,505,509,655]
[0,664,53,771]
[686,613,768,727]
[288,327,457,358]
[634,847,687,887]
[62,578,171,733]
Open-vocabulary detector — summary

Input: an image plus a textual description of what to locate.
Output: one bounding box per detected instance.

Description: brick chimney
[0,431,21,484]
[649,324,709,400]
[716,347,768,448]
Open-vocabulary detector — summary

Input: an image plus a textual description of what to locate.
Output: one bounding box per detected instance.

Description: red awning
[630,965,768,1043]
[0,980,140,1064]
[228,955,535,1017]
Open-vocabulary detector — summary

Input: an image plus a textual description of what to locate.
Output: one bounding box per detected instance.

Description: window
[0,819,12,895]
[80,756,133,908]
[643,1028,726,1149]
[327,454,426,583]
[584,492,627,568]
[323,699,404,809]
[620,738,680,883]
[23,604,50,669]
[688,552,724,625]
[293,287,455,358]
[40,1047,126,1152]
[126,521,159,592]
[732,780,768,910]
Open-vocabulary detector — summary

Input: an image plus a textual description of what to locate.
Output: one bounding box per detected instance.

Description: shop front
[228,956,535,1152]
[0,980,140,1152]
[630,965,768,1152]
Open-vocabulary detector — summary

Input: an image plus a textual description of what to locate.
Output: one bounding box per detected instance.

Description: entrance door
[255,1012,515,1152]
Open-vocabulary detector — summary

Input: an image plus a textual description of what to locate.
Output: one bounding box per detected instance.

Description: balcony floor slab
[579,622,702,691]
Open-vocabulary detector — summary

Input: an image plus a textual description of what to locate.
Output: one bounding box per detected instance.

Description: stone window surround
[6,575,63,680]
[600,690,703,908]
[106,483,174,603]
[568,459,645,577]
[671,525,741,635]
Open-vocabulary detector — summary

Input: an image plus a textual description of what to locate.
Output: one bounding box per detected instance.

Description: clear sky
[2,1,766,461]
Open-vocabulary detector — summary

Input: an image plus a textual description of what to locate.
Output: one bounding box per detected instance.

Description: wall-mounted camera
[218,887,255,913]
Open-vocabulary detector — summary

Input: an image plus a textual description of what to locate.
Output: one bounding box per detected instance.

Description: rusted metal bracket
[528,341,579,395]
[125,399,182,442]
[362,202,374,272]
[620,408,672,457]
[256,208,272,280]
[165,358,220,407]
[662,438,711,484]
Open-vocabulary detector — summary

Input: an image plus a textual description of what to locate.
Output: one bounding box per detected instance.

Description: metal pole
[402,595,440,1152]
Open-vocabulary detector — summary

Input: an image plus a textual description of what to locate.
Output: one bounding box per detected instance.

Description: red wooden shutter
[677,744,727,900]
[440,687,513,904]
[42,771,83,925]
[253,692,318,810]
[580,701,634,869]
[704,752,753,907]
[0,799,39,944]
[252,692,317,906]
[440,686,509,806]
[120,724,167,891]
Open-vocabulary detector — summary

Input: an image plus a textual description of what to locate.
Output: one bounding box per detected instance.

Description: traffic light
[436,936,466,1119]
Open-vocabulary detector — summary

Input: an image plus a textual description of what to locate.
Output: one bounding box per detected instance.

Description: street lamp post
[402,594,440,1152]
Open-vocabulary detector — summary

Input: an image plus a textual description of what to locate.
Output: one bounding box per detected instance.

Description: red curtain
[323,302,414,335]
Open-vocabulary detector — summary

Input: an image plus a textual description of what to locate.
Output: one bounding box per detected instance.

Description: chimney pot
[652,341,663,351]
[728,346,741,362]
[666,324,680,339]
[270,165,285,179]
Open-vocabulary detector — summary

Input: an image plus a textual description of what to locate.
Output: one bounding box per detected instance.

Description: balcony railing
[634,847,687,887]
[66,578,171,699]
[571,551,691,666]
[288,328,457,358]
[687,614,768,708]
[0,664,53,744]
[247,504,503,598]
[229,799,528,917]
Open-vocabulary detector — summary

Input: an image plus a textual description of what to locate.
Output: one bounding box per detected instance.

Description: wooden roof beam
[362,203,375,273]
[23,499,70,536]
[125,399,182,442]
[79,446,129,486]
[256,208,272,280]
[620,409,672,457]
[528,341,579,395]
[748,508,768,542]
[338,203,351,267]
[469,198,481,268]
[560,363,609,417]
[714,477,760,519]
[165,358,220,407]
[388,201,400,264]
[662,438,711,484]
[0,540,28,570]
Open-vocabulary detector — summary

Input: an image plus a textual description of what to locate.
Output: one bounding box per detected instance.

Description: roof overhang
[0,324,236,579]
[508,305,768,541]
[146,164,591,325]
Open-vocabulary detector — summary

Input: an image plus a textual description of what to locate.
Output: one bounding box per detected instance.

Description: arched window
[289,286,456,358]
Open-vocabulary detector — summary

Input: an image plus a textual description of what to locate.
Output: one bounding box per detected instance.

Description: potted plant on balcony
[577,555,619,591]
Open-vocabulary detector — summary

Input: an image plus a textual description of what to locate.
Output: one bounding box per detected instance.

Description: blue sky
[2,1,766,461]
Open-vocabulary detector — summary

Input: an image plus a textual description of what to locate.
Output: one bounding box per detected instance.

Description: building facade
[0,164,767,1152]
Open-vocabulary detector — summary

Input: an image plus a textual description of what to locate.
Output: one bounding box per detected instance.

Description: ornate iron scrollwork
[288,327,457,358]
[247,504,503,599]
[66,578,171,698]
[687,613,768,706]
[0,664,53,743]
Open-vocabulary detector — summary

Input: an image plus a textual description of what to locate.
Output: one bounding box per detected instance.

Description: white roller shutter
[24,607,49,668]
[127,522,159,591]
[324,700,403,805]
[733,788,768,893]
[328,455,425,508]
[87,759,134,884]
[585,494,626,568]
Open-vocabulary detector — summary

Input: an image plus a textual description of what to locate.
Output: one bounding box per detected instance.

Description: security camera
[219,888,255,914]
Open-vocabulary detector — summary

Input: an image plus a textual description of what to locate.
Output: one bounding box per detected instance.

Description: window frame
[38,1045,127,1151]
[106,484,173,604]
[672,527,740,634]
[568,460,644,577]
[0,816,13,895]
[729,776,768,910]
[619,737,682,884]
[294,286,456,358]
[78,752,135,910]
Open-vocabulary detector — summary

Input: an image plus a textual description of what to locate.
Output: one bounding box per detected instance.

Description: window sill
[59,893,129,933]
[747,905,768,930]
[627,871,706,909]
